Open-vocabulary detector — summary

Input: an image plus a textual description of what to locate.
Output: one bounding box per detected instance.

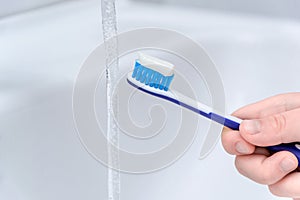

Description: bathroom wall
[0,0,68,17]
[132,0,300,20]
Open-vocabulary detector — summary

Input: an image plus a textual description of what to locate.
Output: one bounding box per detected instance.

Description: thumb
[239,108,300,146]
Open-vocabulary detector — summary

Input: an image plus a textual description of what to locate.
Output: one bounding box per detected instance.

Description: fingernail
[242,120,261,135]
[235,142,249,154]
[280,158,296,172]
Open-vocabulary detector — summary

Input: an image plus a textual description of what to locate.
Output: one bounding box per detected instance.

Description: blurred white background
[135,0,300,20]
[1,0,300,200]
[0,0,69,17]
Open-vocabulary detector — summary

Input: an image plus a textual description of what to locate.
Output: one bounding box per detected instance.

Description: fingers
[235,151,298,185]
[222,93,300,199]
[233,93,300,119]
[221,128,255,155]
[239,108,300,146]
[269,172,300,198]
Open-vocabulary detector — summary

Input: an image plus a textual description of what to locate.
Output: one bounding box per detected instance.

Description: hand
[221,93,300,199]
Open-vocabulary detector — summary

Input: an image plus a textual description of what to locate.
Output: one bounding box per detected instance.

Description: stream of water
[101,0,120,200]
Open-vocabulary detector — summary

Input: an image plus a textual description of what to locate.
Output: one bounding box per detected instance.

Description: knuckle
[269,113,287,134]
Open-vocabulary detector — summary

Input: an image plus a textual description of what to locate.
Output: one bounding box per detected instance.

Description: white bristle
[138,53,174,76]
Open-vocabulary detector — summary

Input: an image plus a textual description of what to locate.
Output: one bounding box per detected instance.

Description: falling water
[101,0,120,200]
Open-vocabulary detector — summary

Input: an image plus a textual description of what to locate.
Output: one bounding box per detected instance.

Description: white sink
[1,0,299,199]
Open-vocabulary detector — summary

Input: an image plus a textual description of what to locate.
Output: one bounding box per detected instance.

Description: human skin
[221,93,300,199]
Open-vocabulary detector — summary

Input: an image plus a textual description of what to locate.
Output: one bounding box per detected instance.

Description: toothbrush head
[130,53,175,91]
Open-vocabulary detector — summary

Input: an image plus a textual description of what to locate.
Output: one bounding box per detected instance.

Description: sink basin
[1,0,299,199]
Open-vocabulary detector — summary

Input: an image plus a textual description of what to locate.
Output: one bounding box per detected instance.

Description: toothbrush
[127,53,300,165]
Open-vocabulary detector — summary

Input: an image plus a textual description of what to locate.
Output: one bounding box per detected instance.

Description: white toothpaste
[138,53,174,76]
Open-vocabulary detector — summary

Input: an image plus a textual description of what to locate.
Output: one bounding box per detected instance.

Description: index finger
[233,93,300,119]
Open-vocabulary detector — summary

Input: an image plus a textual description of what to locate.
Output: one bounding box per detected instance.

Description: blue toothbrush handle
[127,77,300,166]
[211,113,300,165]
[267,143,300,165]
